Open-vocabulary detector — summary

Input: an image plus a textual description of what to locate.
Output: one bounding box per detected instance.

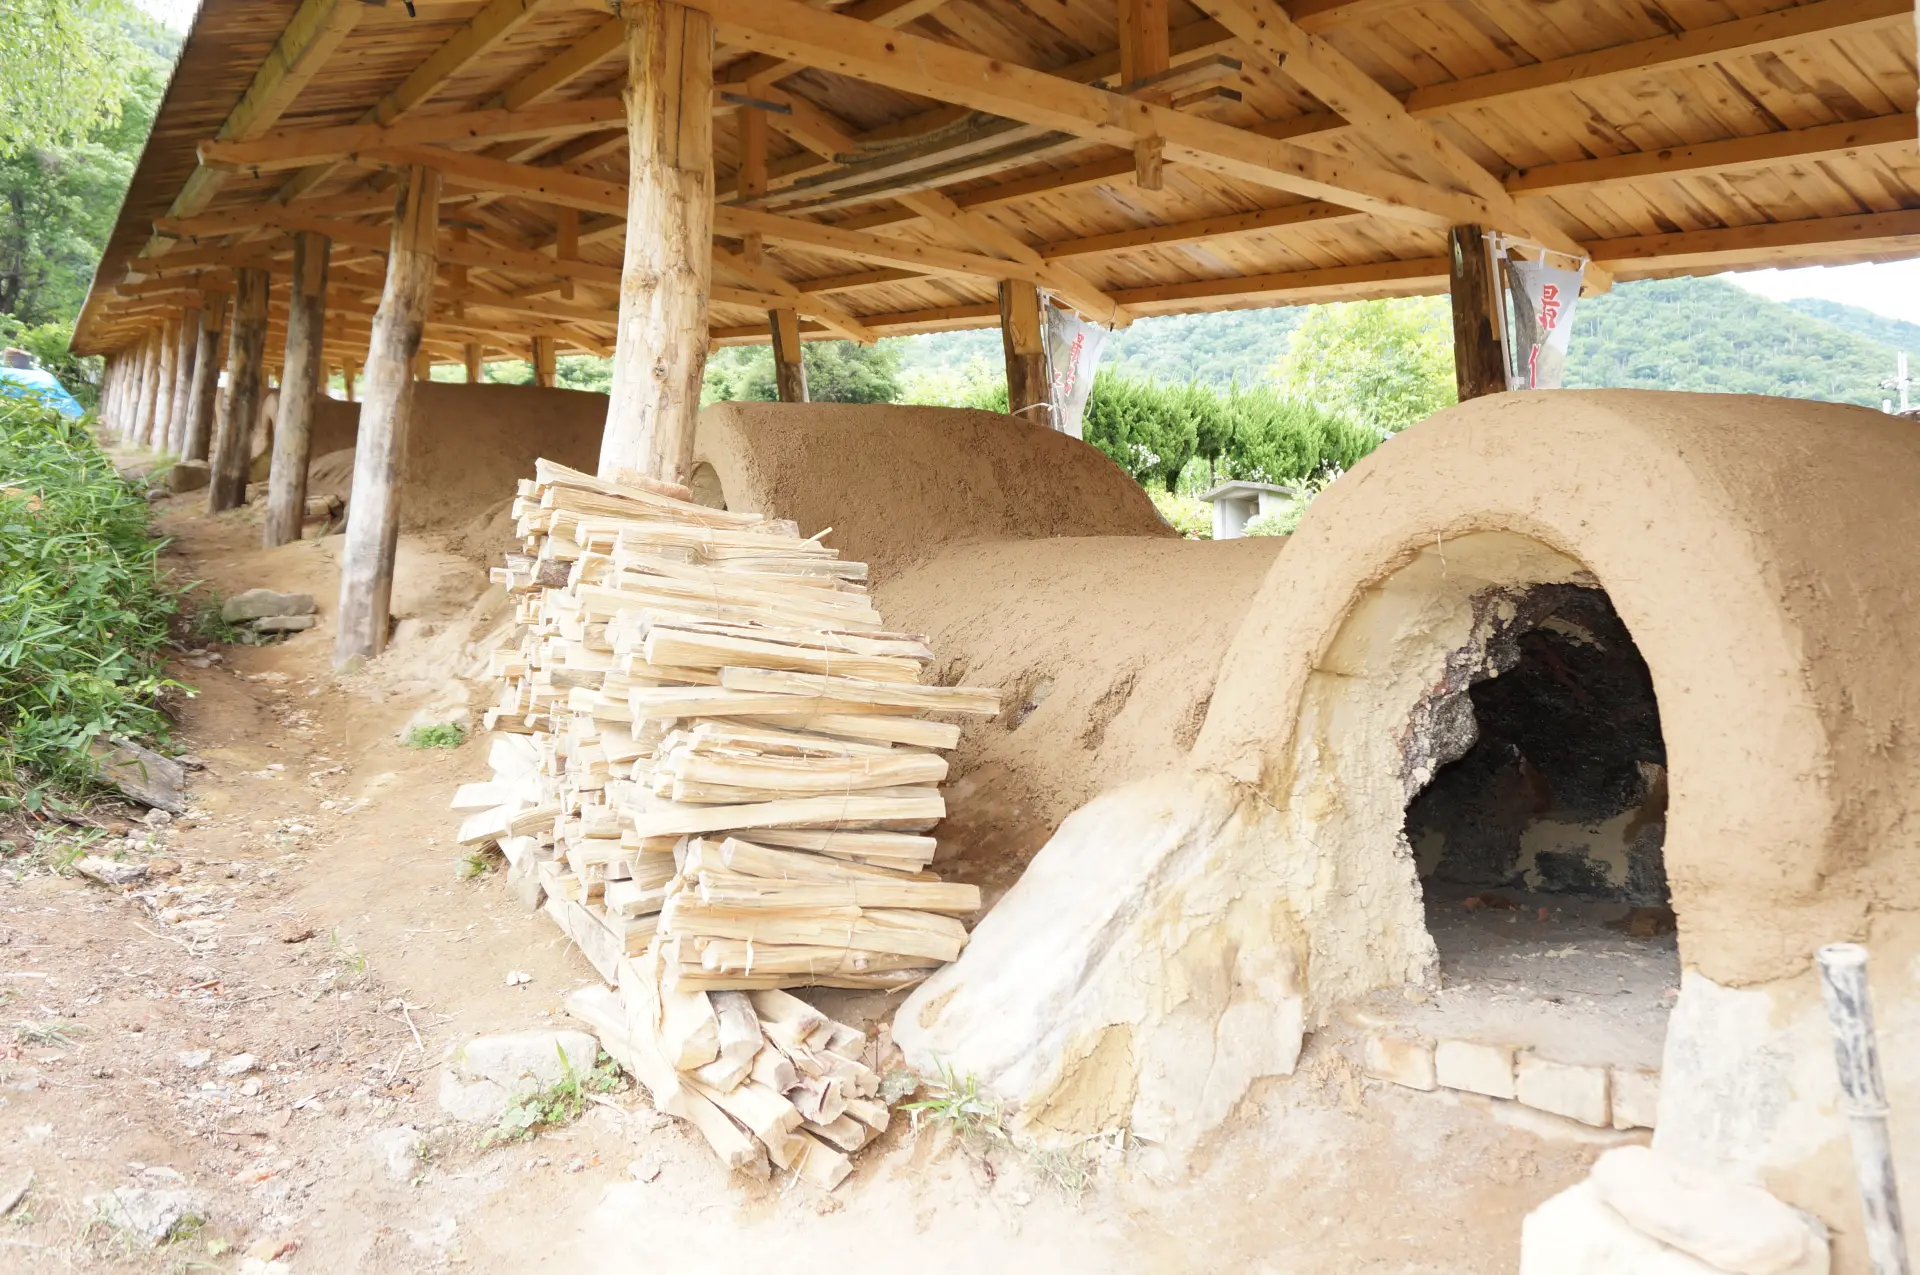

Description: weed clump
[404,723,467,750]
[481,1048,625,1146]
[0,400,182,799]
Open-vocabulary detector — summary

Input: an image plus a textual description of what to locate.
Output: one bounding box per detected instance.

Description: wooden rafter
[199,99,628,173]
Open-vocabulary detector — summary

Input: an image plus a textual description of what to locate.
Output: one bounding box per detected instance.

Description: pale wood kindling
[333,167,442,667]
[600,0,715,485]
[264,231,330,548]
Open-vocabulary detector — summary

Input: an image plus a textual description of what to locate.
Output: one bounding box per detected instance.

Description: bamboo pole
[265,232,330,548]
[334,166,441,668]
[209,268,270,512]
[600,0,714,483]
[183,291,229,463]
[769,308,807,403]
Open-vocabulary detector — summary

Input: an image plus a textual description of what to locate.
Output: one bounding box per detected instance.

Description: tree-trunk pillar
[183,290,228,462]
[769,308,807,403]
[999,280,1051,428]
[264,232,330,548]
[343,357,357,402]
[532,336,556,387]
[333,166,440,668]
[1448,224,1507,401]
[150,321,178,449]
[208,268,270,512]
[132,330,162,447]
[100,355,120,432]
[600,0,714,484]
[463,343,481,383]
[167,308,200,454]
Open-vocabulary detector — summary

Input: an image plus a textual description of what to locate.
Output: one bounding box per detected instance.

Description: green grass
[0,399,184,800]
[480,1048,624,1147]
[403,722,467,750]
[185,588,268,647]
[900,1059,1005,1138]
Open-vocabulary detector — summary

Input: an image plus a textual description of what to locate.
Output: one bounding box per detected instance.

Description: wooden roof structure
[73,0,1920,366]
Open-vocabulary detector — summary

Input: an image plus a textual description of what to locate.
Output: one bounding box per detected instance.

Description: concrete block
[1364,1034,1435,1091]
[1517,1054,1610,1127]
[221,588,316,623]
[1611,1067,1660,1130]
[1435,1039,1515,1099]
[1592,1146,1829,1275]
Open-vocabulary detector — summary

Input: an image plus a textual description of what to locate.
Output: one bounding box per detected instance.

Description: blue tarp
[0,367,85,418]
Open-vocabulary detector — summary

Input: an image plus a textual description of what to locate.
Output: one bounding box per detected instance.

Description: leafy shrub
[404,722,466,750]
[0,398,179,795]
[1148,488,1212,538]
[1219,385,1381,486]
[1277,297,1456,432]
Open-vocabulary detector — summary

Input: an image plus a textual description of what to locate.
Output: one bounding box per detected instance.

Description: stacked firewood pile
[453,459,998,1181]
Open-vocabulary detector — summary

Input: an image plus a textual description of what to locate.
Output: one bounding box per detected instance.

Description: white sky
[1722,260,1920,327]
[132,0,195,33]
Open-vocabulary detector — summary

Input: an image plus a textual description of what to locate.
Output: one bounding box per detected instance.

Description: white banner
[1044,304,1108,439]
[1506,257,1584,389]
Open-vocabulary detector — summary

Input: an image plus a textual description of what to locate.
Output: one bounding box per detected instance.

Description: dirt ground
[0,485,1616,1274]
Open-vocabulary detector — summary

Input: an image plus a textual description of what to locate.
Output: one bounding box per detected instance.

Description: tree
[0,0,145,158]
[1278,296,1456,432]
[702,340,903,404]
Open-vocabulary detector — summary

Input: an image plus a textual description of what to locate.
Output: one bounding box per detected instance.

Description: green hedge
[0,399,178,797]
[1080,372,1382,491]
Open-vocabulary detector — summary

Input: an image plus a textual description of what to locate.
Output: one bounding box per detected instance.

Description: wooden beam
[1040,198,1360,258]
[1405,0,1913,118]
[1118,0,1171,187]
[182,292,228,461]
[724,0,949,92]
[265,232,329,547]
[713,248,878,343]
[795,267,920,292]
[278,0,557,204]
[501,16,624,110]
[362,142,628,215]
[209,267,270,512]
[1505,113,1918,195]
[1107,255,1448,305]
[199,98,628,173]
[999,281,1048,428]
[1585,209,1920,271]
[769,307,807,401]
[1447,225,1504,401]
[895,188,1128,324]
[335,166,442,666]
[1197,0,1604,285]
[602,0,715,484]
[155,0,365,241]
[692,0,1494,229]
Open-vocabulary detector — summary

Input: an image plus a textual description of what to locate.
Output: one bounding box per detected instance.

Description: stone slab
[221,589,316,623]
[1435,1039,1515,1100]
[1517,1054,1610,1127]
[1611,1067,1660,1130]
[1365,1034,1436,1091]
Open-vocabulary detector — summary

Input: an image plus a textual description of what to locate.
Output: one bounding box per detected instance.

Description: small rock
[627,1158,661,1184]
[246,1236,298,1262]
[0,1166,31,1216]
[75,856,149,887]
[177,1049,213,1070]
[506,970,532,987]
[372,1125,424,1182]
[88,1186,205,1246]
[141,808,174,827]
[279,923,315,944]
[437,1030,598,1125]
[1363,1034,1435,1091]
[240,1078,262,1097]
[1008,1189,1033,1207]
[252,614,317,633]
[221,589,317,623]
[217,1053,258,1077]
[147,857,183,877]
[23,1125,53,1144]
[166,460,211,494]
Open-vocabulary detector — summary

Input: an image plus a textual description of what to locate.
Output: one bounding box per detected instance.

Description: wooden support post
[1118,0,1169,190]
[556,207,580,299]
[1448,224,1507,401]
[264,231,329,548]
[183,291,228,462]
[209,268,270,512]
[151,319,178,451]
[768,308,807,402]
[342,357,357,402]
[464,342,482,382]
[532,336,557,387]
[999,280,1051,429]
[167,309,200,455]
[739,107,767,264]
[600,0,714,484]
[334,165,441,668]
[132,330,162,448]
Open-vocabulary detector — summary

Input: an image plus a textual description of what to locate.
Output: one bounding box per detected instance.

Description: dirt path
[0,493,1605,1273]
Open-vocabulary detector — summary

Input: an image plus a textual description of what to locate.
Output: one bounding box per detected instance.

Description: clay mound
[299,382,605,552]
[695,402,1175,582]
[876,535,1284,896]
